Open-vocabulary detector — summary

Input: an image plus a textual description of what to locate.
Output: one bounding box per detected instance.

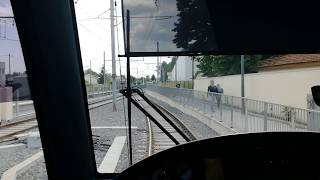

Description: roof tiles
[260,54,320,67]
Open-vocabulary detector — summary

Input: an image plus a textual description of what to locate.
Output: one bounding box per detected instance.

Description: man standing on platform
[207,80,218,112]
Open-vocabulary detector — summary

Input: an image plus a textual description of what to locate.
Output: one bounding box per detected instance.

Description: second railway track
[0,95,122,142]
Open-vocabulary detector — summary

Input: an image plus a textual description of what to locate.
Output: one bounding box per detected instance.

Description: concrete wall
[0,87,13,122]
[194,67,320,109]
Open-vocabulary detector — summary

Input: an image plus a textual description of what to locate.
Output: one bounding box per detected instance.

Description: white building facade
[171,56,198,81]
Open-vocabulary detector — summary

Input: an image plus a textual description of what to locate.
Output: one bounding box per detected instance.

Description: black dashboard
[115,132,320,180]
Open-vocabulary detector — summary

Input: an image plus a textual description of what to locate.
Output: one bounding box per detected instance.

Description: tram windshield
[73,0,320,175]
[0,0,319,179]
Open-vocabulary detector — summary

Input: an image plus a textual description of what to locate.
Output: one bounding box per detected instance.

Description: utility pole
[89,59,92,87]
[241,55,245,98]
[103,51,106,91]
[156,41,159,83]
[110,0,117,111]
[241,55,245,114]
[191,56,194,89]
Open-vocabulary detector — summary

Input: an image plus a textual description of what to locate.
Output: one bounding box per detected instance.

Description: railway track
[149,103,197,154]
[133,95,196,156]
[0,95,122,142]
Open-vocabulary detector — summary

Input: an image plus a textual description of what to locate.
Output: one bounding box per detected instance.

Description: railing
[85,85,112,94]
[146,85,320,133]
[87,90,113,99]
[160,81,193,89]
[1,91,119,124]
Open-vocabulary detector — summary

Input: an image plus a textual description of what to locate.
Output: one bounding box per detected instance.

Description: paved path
[146,90,308,134]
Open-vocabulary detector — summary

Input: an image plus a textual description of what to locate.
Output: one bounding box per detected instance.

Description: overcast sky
[123,0,180,52]
[75,0,171,77]
[0,0,171,78]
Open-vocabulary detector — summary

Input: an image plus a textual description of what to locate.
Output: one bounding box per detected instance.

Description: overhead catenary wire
[78,15,173,22]
[77,23,107,42]
[97,8,111,18]
[115,3,125,83]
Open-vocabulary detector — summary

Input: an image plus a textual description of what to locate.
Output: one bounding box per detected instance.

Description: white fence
[0,91,117,124]
[147,85,320,133]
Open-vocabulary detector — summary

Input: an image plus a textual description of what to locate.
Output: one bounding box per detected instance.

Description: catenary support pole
[156,41,159,83]
[126,10,133,166]
[110,0,117,111]
[103,51,106,91]
[241,55,245,114]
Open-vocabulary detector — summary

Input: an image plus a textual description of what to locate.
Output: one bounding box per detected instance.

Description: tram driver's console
[115,132,320,180]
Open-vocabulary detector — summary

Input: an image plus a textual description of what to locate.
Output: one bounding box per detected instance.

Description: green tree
[166,57,177,72]
[97,68,105,84]
[172,0,216,51]
[97,66,112,84]
[161,61,168,81]
[151,74,156,81]
[160,57,178,81]
[196,55,273,77]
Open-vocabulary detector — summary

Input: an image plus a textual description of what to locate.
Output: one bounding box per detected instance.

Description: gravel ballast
[90,98,148,173]
[16,156,47,180]
[0,145,41,176]
[10,98,149,178]
[3,94,219,179]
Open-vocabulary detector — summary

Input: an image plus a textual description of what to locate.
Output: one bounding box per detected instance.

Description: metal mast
[110,0,117,111]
